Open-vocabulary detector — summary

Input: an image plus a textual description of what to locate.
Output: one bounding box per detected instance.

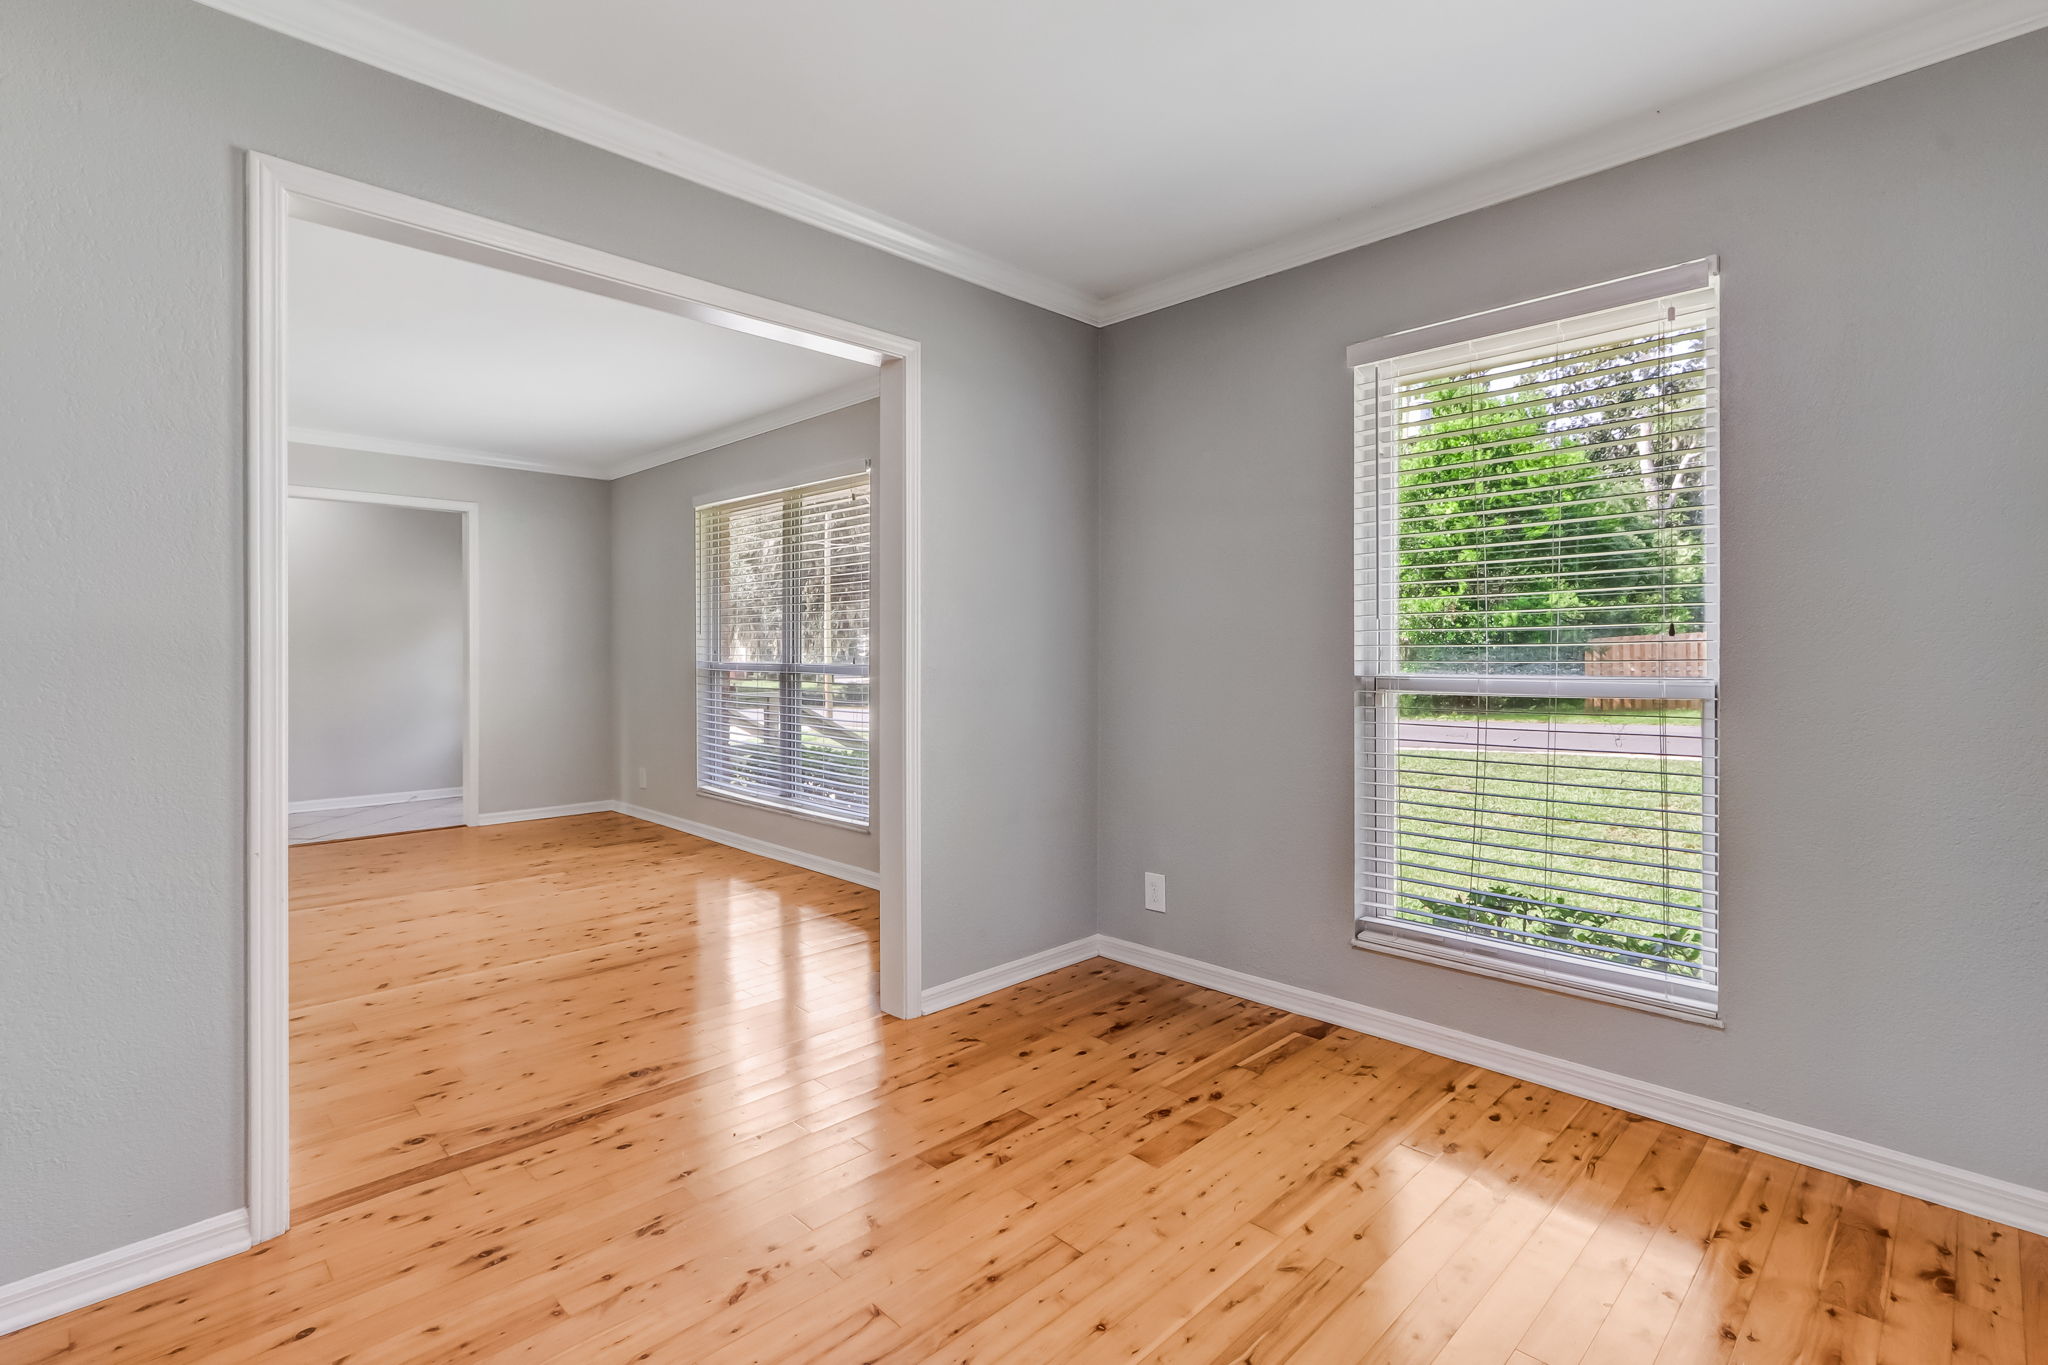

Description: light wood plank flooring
[7,812,2043,1362]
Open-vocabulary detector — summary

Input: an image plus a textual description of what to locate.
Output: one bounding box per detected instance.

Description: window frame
[695,469,873,831]
[1349,261,1723,1024]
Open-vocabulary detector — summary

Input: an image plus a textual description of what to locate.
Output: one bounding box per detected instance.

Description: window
[1350,261,1720,1020]
[696,473,871,828]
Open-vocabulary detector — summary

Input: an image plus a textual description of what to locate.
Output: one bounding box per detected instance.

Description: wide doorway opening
[248,155,923,1240]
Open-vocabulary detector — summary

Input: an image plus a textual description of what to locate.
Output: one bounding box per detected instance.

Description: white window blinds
[1352,264,1720,1018]
[696,473,871,828]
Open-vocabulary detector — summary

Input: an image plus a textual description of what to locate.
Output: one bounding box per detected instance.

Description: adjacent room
[5,1,2046,1361]
[273,212,893,1213]
[288,491,468,843]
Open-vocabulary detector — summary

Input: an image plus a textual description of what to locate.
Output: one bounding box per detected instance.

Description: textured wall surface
[292,447,616,815]
[613,401,881,872]
[0,0,1095,1282]
[288,497,465,803]
[1095,31,2048,1190]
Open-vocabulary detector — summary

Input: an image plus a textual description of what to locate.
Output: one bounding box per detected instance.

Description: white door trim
[287,486,481,830]
[246,151,924,1246]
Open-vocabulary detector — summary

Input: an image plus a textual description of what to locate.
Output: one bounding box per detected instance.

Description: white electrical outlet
[637,767,648,789]
[1143,872,1166,913]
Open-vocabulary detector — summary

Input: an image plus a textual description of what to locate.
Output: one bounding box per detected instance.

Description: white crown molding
[1096,0,2048,323]
[198,0,2048,327]
[289,426,595,477]
[190,0,1100,324]
[607,378,882,480]
[290,377,879,483]
[1090,937,2048,1237]
[0,1210,252,1337]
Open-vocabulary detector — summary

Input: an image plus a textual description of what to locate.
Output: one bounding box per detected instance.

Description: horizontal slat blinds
[1352,273,1720,1017]
[697,473,871,828]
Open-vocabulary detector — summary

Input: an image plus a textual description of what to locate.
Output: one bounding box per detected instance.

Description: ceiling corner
[198,0,2048,331]
[191,0,1106,324]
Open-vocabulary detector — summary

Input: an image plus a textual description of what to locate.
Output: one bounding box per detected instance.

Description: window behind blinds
[1352,264,1719,1018]
[697,473,871,828]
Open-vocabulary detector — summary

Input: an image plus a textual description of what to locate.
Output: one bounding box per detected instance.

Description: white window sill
[1352,920,1722,1028]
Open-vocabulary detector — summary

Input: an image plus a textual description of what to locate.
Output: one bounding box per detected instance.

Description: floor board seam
[295,1075,703,1220]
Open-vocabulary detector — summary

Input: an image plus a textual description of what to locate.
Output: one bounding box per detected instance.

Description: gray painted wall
[0,0,1094,1283]
[1096,32,2048,1191]
[14,0,2044,1303]
[292,446,615,816]
[613,401,881,873]
[288,497,465,803]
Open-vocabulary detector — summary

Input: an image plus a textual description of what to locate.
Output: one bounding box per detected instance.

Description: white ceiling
[219,0,2048,323]
[287,218,876,478]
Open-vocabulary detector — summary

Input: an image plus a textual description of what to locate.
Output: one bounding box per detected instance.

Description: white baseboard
[288,786,461,813]
[614,801,880,889]
[0,1209,251,1337]
[471,800,617,826]
[1091,936,2048,1236]
[465,799,881,888]
[920,934,1104,1013]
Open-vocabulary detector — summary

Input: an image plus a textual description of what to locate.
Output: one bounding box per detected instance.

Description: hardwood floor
[7,811,2043,1362]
